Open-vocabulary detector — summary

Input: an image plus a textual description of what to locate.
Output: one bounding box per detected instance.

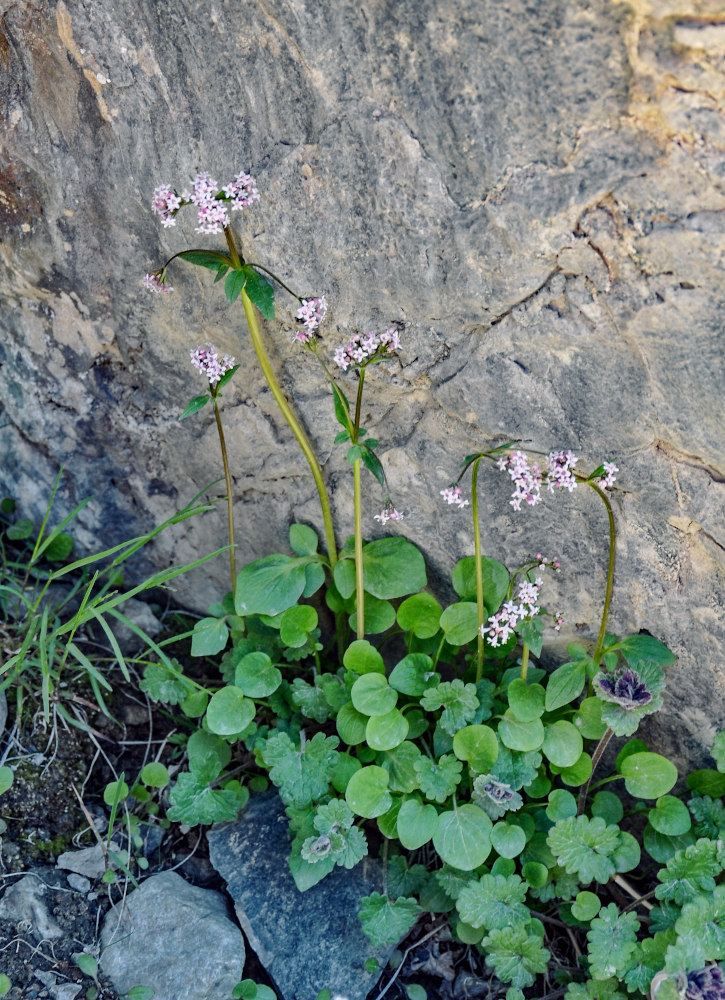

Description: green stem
[239,286,338,566]
[587,481,616,664]
[212,393,236,596]
[520,642,530,681]
[471,457,485,682]
[354,459,364,639]
[353,371,366,639]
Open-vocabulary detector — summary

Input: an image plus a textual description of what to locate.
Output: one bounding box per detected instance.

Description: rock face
[1,0,724,765]
[207,794,389,1000]
[99,870,245,1000]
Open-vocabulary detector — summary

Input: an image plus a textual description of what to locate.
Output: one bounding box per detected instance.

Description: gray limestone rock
[1,0,724,768]
[99,871,245,1000]
[0,873,64,942]
[208,795,389,1000]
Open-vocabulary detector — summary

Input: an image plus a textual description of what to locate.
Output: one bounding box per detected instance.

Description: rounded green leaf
[521,862,548,888]
[649,795,692,836]
[545,658,588,712]
[491,822,527,859]
[103,779,129,806]
[452,725,499,772]
[75,953,98,978]
[280,604,318,646]
[345,766,392,818]
[451,556,509,611]
[643,822,695,864]
[433,804,492,870]
[362,537,427,599]
[349,595,396,635]
[555,751,592,787]
[542,721,583,768]
[330,752,362,793]
[546,789,577,822]
[379,741,421,793]
[235,554,308,616]
[289,523,319,555]
[439,602,479,645]
[181,689,209,718]
[140,762,169,788]
[0,974,11,997]
[389,654,437,696]
[191,616,229,657]
[507,679,545,721]
[619,752,677,799]
[591,791,624,824]
[397,797,438,849]
[235,652,282,698]
[397,593,442,639]
[351,673,398,717]
[343,639,385,675]
[571,891,602,922]
[366,710,409,751]
[336,703,368,745]
[206,686,256,736]
[456,921,484,945]
[686,769,725,797]
[0,766,14,795]
[574,697,607,739]
[377,796,402,839]
[498,713,544,752]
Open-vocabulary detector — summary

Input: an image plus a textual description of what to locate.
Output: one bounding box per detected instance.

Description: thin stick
[374,920,447,1000]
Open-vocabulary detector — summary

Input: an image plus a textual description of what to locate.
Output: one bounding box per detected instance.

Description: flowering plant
[138,168,725,1000]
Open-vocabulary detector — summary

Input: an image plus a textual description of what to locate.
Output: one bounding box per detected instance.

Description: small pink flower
[152,184,181,227]
[296,296,327,334]
[440,486,469,509]
[143,272,173,293]
[333,327,401,371]
[190,343,236,386]
[223,172,260,211]
[374,502,404,525]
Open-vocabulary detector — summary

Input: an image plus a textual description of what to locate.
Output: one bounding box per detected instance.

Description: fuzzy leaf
[711,730,725,772]
[387,856,429,898]
[261,731,339,809]
[420,680,479,736]
[586,903,640,980]
[167,772,248,824]
[413,754,462,803]
[491,747,542,791]
[547,815,622,885]
[358,893,422,948]
[139,661,195,706]
[655,839,723,905]
[292,678,335,723]
[481,925,551,989]
[673,884,725,963]
[457,874,530,931]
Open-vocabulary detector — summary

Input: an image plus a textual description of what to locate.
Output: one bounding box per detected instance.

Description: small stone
[99,871,244,1000]
[34,969,57,987]
[50,986,82,1000]
[0,873,63,941]
[56,842,120,879]
[67,873,91,893]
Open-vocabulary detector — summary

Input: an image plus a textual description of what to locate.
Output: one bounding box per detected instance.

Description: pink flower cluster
[151,170,259,234]
[600,461,618,488]
[293,296,328,344]
[190,343,236,386]
[482,577,544,647]
[440,486,469,509]
[143,272,173,293]
[374,503,404,525]
[497,449,617,511]
[333,328,401,371]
